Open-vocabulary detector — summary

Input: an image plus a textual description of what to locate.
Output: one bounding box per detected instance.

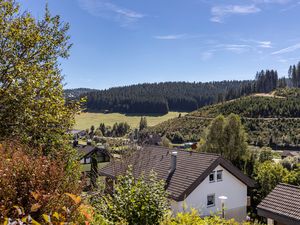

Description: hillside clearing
[75,112,187,130]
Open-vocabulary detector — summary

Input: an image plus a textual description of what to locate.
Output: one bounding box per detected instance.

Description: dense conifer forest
[66,81,256,114]
[82,81,256,114]
[65,62,300,114]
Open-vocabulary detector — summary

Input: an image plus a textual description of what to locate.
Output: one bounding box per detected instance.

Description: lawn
[75,112,187,130]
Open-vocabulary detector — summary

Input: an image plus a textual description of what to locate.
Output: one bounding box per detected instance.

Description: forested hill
[67,66,291,114]
[148,88,300,148]
[64,88,97,99]
[82,81,256,114]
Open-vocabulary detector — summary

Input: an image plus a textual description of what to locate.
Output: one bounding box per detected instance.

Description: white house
[99,146,255,222]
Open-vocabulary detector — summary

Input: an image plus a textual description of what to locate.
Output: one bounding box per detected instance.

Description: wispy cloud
[154,34,204,40]
[272,43,300,55]
[252,0,291,4]
[154,34,187,40]
[78,0,144,27]
[257,41,272,48]
[216,44,252,53]
[200,51,214,61]
[210,5,261,23]
[240,39,273,48]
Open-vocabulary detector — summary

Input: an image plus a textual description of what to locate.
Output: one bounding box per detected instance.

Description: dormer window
[217,170,223,182]
[209,171,215,182]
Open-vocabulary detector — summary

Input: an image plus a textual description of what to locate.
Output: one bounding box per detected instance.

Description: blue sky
[19,0,300,89]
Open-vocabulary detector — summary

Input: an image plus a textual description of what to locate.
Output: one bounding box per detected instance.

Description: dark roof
[99,146,255,201]
[257,183,300,225]
[281,150,299,157]
[68,129,85,135]
[76,145,110,159]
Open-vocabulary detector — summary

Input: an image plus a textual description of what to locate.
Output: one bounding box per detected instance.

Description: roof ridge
[278,183,300,190]
[143,145,221,157]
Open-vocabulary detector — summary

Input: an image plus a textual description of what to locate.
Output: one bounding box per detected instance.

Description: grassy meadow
[75,112,187,130]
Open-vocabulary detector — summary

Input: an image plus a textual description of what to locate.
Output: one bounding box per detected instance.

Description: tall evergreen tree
[139,117,148,131]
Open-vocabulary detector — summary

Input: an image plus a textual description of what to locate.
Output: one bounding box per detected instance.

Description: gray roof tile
[99,146,255,201]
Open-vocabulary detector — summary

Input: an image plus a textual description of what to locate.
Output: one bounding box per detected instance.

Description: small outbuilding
[257,183,300,225]
[281,150,299,160]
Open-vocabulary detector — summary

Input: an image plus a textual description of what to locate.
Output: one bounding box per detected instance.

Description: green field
[75,112,187,130]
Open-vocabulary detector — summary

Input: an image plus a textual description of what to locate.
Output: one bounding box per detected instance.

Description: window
[85,157,91,164]
[209,171,215,182]
[207,194,215,207]
[217,170,223,181]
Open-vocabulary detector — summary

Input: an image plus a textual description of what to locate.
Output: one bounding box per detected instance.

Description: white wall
[171,165,248,222]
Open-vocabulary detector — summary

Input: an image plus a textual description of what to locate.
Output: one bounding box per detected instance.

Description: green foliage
[139,116,148,131]
[254,161,288,199]
[255,70,278,93]
[202,114,248,165]
[149,93,300,147]
[92,166,169,225]
[161,135,171,147]
[82,81,255,114]
[258,147,273,163]
[287,62,300,88]
[281,156,299,170]
[0,1,82,222]
[167,131,184,144]
[275,87,300,98]
[0,0,81,155]
[161,209,262,225]
[202,115,225,154]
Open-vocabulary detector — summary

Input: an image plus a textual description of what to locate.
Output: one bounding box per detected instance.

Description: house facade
[99,146,255,222]
[171,164,248,221]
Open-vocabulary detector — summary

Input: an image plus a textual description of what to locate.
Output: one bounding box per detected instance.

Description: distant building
[75,143,111,188]
[257,183,300,225]
[76,144,110,165]
[99,146,255,222]
[281,150,299,160]
[68,129,86,138]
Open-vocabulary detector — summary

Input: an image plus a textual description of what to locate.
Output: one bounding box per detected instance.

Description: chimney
[87,139,92,145]
[170,151,177,174]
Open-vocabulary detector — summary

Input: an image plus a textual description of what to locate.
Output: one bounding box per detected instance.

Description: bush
[258,147,273,163]
[161,209,262,225]
[92,166,169,225]
[0,141,82,221]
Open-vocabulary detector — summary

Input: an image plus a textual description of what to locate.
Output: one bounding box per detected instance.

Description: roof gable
[99,146,255,201]
[257,183,300,224]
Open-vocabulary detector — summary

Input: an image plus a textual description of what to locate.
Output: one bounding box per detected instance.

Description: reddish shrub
[0,141,82,221]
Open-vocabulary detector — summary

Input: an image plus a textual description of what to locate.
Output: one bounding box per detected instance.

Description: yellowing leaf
[31,218,41,225]
[66,193,81,204]
[53,211,60,220]
[31,203,41,212]
[31,191,40,200]
[42,214,51,223]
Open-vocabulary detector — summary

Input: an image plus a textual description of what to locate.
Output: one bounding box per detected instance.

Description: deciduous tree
[0,0,80,155]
